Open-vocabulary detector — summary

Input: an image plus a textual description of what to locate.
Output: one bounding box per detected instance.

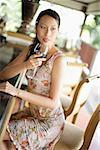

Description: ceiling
[44,0,100,14]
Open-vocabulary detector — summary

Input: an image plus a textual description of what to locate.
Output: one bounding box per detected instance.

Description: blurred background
[0,1,100,149]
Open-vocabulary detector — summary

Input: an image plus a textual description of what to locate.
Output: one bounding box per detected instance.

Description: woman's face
[36,15,59,49]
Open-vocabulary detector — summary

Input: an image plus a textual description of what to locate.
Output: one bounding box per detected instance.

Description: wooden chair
[62,75,99,123]
[63,62,88,95]
[60,62,87,116]
[55,104,100,150]
[80,104,100,150]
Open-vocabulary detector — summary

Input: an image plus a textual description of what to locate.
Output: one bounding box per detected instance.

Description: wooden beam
[45,0,87,11]
[7,31,33,41]
[87,1,100,14]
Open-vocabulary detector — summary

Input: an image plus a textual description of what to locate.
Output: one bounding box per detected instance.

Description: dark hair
[36,9,60,28]
[29,9,60,57]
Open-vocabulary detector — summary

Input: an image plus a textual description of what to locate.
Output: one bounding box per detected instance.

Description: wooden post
[0,70,26,143]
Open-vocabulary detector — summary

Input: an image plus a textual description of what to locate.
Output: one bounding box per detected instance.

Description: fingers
[0,81,16,96]
[29,58,46,68]
[0,81,9,93]
[30,53,42,59]
[25,56,46,70]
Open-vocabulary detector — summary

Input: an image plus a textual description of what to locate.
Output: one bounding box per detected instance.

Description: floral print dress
[7,51,65,150]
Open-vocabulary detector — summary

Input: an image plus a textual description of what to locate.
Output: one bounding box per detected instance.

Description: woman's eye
[40,26,46,29]
[51,28,56,31]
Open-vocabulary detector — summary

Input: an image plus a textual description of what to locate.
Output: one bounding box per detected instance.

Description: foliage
[0,0,22,32]
[83,15,100,49]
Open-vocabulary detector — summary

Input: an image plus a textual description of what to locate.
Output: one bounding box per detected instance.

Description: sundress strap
[50,51,63,62]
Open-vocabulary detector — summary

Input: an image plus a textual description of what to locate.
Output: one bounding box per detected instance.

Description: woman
[0,9,66,149]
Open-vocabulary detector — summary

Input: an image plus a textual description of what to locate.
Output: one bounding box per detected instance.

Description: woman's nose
[45,28,51,36]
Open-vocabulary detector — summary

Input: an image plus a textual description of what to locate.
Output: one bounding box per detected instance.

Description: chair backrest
[80,104,100,150]
[64,62,87,87]
[62,61,88,99]
[64,75,100,121]
[78,41,98,70]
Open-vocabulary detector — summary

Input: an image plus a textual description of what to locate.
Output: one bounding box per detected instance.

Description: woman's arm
[0,47,29,80]
[0,55,65,109]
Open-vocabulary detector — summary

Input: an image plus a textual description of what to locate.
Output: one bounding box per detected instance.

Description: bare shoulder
[54,50,65,65]
[52,50,66,78]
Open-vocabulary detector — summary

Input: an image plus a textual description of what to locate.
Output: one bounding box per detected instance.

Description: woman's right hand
[0,81,18,96]
[25,54,46,70]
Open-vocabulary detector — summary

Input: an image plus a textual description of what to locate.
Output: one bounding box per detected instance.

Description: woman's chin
[41,42,50,48]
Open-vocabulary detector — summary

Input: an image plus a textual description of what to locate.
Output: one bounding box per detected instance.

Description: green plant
[83,15,100,49]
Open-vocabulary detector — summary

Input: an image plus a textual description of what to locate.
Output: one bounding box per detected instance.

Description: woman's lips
[43,38,49,42]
